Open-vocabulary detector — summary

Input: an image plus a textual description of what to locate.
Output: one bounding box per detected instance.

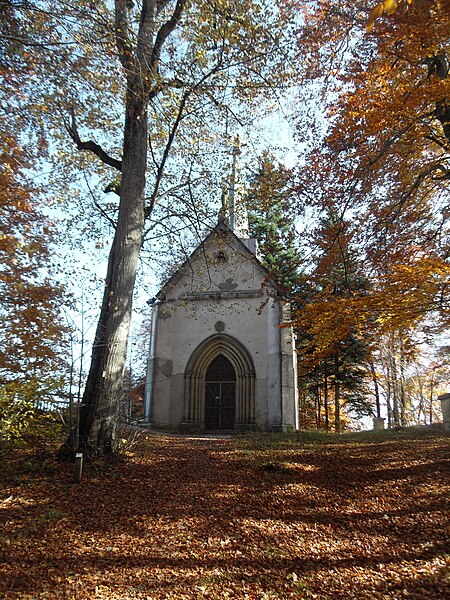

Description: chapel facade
[144,138,298,431]
[144,219,299,432]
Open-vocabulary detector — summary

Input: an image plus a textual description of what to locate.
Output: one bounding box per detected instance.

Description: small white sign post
[73,452,83,483]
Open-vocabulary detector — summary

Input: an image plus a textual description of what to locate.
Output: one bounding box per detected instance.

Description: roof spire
[227,135,249,238]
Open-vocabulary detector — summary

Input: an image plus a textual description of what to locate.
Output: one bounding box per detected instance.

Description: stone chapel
[144,141,299,431]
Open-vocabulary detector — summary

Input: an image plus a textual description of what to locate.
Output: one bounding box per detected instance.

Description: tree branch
[0,33,73,48]
[115,0,133,71]
[84,174,118,229]
[136,0,157,65]
[149,76,185,100]
[150,0,186,73]
[144,62,223,219]
[65,108,122,172]
[145,89,189,219]
[156,0,171,15]
[435,100,450,145]
[393,162,450,218]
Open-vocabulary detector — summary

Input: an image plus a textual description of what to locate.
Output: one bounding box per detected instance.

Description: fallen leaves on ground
[1,427,449,599]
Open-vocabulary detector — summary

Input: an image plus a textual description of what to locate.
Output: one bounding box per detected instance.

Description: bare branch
[425,133,450,152]
[65,108,122,172]
[203,89,245,127]
[145,63,223,219]
[84,174,117,229]
[150,0,186,73]
[0,33,73,48]
[393,162,450,218]
[145,89,189,219]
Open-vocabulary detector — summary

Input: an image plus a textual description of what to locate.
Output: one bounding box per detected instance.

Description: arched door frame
[183,334,256,428]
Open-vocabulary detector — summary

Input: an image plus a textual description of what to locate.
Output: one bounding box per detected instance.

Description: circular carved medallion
[215,321,225,332]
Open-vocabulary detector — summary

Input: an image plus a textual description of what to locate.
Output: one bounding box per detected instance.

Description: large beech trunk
[59,0,187,457]
[78,91,148,454]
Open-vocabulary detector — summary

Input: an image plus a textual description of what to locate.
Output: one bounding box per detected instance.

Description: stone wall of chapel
[150,230,291,430]
[152,295,283,429]
[164,236,263,299]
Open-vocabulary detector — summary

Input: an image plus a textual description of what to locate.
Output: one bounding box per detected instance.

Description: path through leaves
[1,428,449,598]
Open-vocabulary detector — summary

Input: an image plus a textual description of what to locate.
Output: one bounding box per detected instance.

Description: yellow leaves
[293,255,450,366]
[368,3,384,27]
[366,0,405,33]
[195,48,207,67]
[383,0,398,16]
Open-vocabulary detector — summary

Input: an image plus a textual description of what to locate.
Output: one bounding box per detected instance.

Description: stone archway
[183,334,256,429]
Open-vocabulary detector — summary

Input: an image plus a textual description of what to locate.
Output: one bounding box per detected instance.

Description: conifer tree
[246,152,301,295]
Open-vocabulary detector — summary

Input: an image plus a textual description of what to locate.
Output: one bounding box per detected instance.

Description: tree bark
[369,359,381,419]
[58,0,188,457]
[429,368,436,425]
[323,359,329,430]
[78,87,147,454]
[334,353,340,433]
[399,339,407,426]
[316,373,322,429]
[389,336,399,427]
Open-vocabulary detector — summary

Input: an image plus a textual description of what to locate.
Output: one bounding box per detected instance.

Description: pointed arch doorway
[205,354,236,430]
[183,334,256,430]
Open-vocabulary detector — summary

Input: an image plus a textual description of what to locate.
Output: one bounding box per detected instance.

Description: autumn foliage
[276,0,450,426]
[0,142,65,378]
[289,0,450,327]
[1,428,449,598]
[0,0,449,443]
[0,133,68,444]
[0,12,69,446]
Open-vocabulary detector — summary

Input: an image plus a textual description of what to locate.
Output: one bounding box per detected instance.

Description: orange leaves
[295,295,362,360]
[294,0,450,338]
[1,431,449,599]
[0,134,68,385]
[293,253,450,371]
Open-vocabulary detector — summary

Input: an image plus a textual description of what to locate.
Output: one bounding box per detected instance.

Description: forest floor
[1,426,449,599]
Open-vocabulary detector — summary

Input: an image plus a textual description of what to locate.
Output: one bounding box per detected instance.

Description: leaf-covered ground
[1,427,449,599]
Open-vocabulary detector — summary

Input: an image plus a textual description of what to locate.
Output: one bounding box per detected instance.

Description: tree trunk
[370,359,381,419]
[417,371,425,424]
[334,353,340,433]
[77,89,147,455]
[324,359,329,430]
[384,352,393,427]
[316,374,322,429]
[389,336,399,427]
[429,368,436,425]
[399,339,407,426]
